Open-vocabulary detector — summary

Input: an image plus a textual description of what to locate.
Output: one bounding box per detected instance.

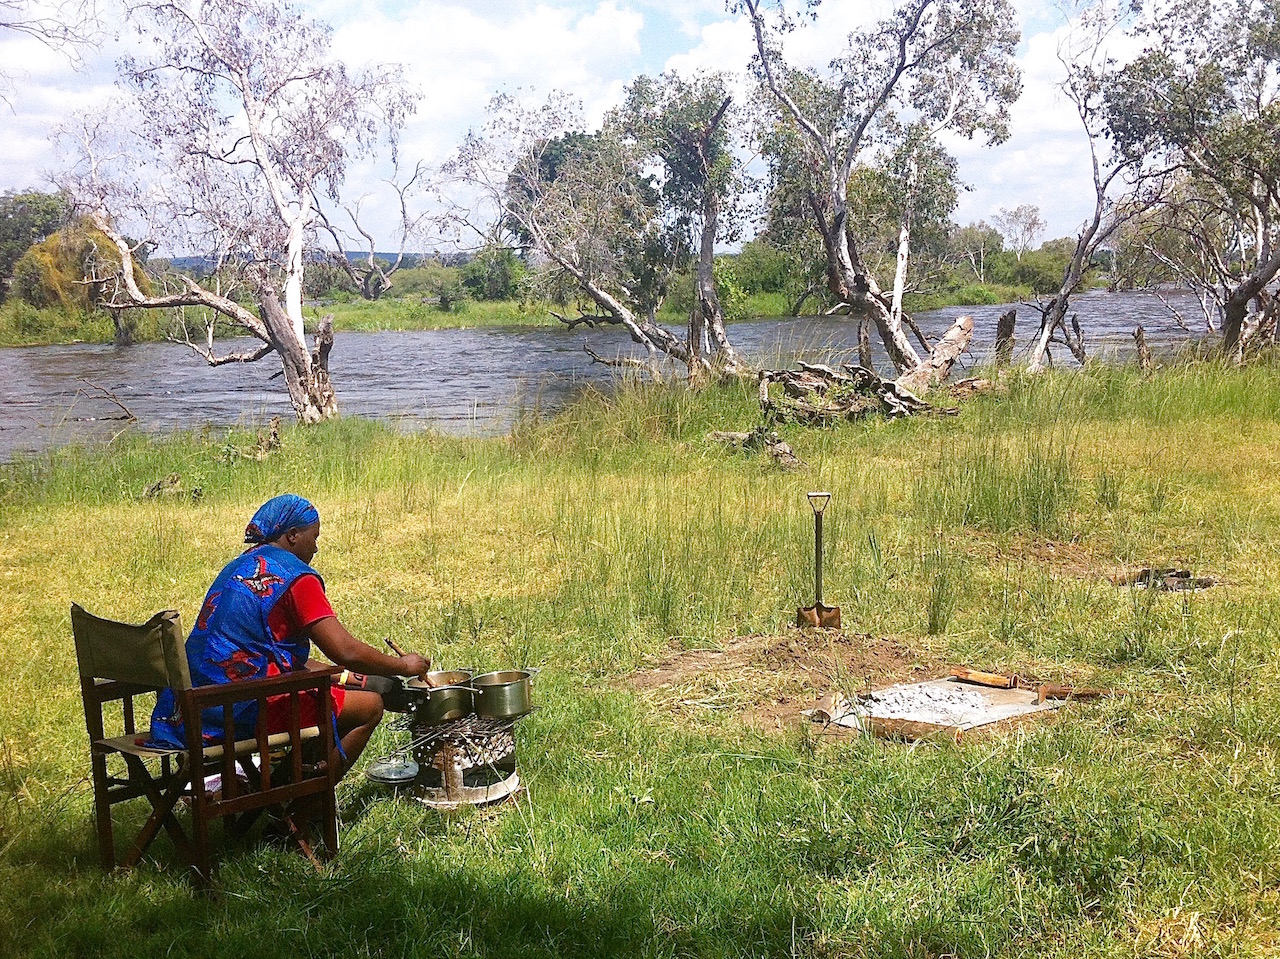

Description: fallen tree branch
[709,427,803,469]
[76,379,137,422]
[552,310,614,330]
[583,343,664,382]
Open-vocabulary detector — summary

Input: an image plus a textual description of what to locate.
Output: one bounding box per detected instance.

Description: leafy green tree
[732,239,791,295]
[11,217,153,343]
[1106,0,1280,355]
[0,191,69,300]
[738,0,1020,379]
[621,71,748,376]
[461,244,528,300]
[448,79,751,379]
[948,221,1004,283]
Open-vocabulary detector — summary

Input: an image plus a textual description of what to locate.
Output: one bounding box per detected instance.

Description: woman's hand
[397,653,431,677]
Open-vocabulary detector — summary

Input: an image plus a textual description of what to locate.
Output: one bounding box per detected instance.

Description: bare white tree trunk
[890,156,918,334]
[89,209,337,423]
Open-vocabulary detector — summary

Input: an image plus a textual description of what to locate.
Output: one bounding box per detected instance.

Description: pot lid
[366,756,419,785]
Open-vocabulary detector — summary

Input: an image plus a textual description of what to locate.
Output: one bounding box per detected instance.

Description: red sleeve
[267,574,335,640]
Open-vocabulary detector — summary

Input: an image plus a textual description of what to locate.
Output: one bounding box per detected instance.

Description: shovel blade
[797,603,841,629]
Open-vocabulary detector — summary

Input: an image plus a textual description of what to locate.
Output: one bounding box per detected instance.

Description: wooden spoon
[384,637,434,686]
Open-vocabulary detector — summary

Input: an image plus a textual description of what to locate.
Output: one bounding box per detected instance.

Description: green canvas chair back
[70,604,192,691]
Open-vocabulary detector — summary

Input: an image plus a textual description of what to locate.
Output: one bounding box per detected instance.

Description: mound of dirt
[628,630,937,734]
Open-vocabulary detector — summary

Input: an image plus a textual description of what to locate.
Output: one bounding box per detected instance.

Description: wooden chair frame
[73,604,340,886]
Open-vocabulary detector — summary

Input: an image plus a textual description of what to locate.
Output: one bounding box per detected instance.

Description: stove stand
[373,713,526,809]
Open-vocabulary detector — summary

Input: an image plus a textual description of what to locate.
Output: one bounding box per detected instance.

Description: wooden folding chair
[71,603,340,886]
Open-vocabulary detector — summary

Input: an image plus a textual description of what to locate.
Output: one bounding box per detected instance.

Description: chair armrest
[186,666,340,711]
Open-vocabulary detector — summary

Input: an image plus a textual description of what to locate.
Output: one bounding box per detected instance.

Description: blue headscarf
[244,494,320,544]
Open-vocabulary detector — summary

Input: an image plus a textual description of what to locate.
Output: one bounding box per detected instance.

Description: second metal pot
[471,669,536,718]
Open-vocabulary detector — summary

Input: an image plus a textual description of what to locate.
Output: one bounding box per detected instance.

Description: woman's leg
[334,688,384,776]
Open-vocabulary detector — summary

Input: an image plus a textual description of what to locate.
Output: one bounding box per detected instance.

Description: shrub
[461,245,528,301]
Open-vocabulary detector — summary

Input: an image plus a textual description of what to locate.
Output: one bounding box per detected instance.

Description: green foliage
[11,220,152,314]
[0,190,69,301]
[387,261,461,297]
[432,271,469,312]
[460,245,528,301]
[712,258,750,323]
[302,260,357,299]
[732,239,792,294]
[988,244,1074,295]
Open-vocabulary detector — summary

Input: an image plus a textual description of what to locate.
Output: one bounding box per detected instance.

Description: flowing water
[0,290,1211,461]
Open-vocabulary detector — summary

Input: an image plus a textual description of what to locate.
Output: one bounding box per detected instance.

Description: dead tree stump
[994,308,1016,366]
[1133,325,1153,374]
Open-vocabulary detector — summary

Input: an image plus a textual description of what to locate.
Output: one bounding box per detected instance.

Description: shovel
[797,492,841,629]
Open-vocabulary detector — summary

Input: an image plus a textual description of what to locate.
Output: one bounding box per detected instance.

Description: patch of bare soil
[628,630,939,735]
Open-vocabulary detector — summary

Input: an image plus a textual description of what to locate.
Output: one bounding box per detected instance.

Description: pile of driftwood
[758,362,953,423]
[710,363,957,468]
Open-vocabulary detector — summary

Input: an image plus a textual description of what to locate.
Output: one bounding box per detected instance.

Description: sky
[0,0,1102,250]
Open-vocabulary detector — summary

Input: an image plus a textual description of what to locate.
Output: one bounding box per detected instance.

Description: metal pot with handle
[471,669,537,719]
[401,670,475,723]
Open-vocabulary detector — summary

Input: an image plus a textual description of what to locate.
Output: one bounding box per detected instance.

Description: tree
[0,190,69,299]
[949,221,1004,283]
[1024,0,1168,373]
[1106,0,1280,357]
[461,243,527,301]
[61,0,413,422]
[313,160,434,300]
[622,72,748,378]
[737,0,1020,383]
[992,204,1045,260]
[445,80,749,380]
[12,217,153,343]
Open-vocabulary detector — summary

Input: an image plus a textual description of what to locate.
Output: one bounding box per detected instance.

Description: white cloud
[0,0,1139,246]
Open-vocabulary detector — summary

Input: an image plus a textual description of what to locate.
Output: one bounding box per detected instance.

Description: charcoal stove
[370,711,526,809]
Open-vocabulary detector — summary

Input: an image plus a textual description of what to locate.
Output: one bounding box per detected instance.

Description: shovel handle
[384,637,433,685]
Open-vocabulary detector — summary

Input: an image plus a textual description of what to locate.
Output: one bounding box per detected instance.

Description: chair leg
[322,778,338,858]
[187,781,213,888]
[90,752,116,871]
[119,756,191,870]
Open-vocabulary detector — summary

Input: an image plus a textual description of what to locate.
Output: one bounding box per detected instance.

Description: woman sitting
[149,494,428,780]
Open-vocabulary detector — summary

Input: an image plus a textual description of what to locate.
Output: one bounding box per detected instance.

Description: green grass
[904,283,1028,312]
[316,297,565,333]
[3,364,1280,955]
[0,280,1034,349]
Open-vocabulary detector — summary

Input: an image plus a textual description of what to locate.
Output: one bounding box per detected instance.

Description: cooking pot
[388,670,475,722]
[471,669,537,719]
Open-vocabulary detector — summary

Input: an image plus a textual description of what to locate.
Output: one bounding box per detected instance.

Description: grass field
[0,286,1029,348]
[2,364,1279,957]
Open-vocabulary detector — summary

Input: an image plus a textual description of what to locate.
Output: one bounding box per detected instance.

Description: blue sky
[0,0,1100,248]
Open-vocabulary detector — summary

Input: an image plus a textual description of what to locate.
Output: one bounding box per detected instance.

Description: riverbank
[2,365,1278,956]
[0,284,1030,348]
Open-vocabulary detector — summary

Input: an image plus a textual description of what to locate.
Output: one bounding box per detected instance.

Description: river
[0,290,1211,461]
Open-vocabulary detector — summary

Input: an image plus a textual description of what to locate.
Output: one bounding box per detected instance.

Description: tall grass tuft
[923,538,957,634]
[1095,467,1121,509]
[914,433,1077,535]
